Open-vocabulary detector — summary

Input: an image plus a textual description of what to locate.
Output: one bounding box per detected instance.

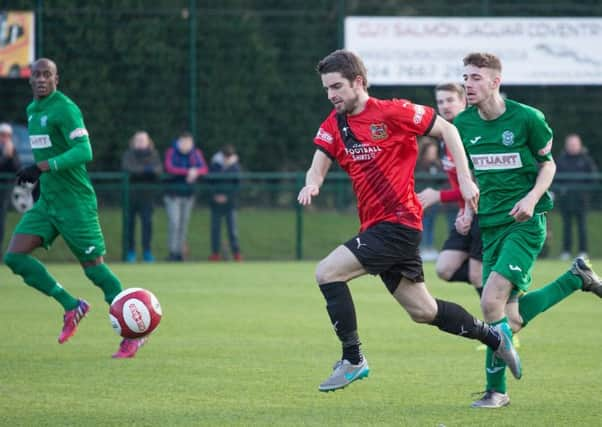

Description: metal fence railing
[1,171,601,262]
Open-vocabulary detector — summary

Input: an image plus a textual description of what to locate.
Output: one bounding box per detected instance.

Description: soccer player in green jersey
[454,52,602,408]
[4,58,147,358]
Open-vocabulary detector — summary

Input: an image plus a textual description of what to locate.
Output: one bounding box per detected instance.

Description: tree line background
[1,0,602,171]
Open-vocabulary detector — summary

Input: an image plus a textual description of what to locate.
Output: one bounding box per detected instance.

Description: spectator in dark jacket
[121,130,162,263]
[0,123,20,255]
[208,144,242,261]
[555,133,598,260]
[164,131,208,261]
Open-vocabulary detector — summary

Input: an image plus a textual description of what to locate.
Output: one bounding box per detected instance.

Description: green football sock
[485,317,511,394]
[4,252,79,311]
[518,271,582,327]
[84,263,122,305]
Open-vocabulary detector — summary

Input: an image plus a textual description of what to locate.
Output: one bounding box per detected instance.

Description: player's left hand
[417,187,440,209]
[16,164,42,184]
[509,196,536,222]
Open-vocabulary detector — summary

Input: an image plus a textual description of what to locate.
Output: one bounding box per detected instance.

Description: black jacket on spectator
[555,150,598,212]
[121,147,163,203]
[208,151,241,209]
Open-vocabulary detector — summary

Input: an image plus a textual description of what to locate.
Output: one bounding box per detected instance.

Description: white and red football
[109,288,162,338]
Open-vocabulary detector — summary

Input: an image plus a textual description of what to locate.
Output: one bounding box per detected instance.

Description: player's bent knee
[435,264,453,281]
[315,259,337,284]
[480,298,502,321]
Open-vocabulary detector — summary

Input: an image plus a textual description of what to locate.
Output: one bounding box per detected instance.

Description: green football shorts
[481,213,547,292]
[14,197,106,262]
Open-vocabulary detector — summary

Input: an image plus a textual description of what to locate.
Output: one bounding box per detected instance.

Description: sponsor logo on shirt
[469,136,482,144]
[40,115,48,127]
[502,130,515,146]
[538,140,553,156]
[69,128,89,140]
[470,153,522,170]
[369,123,388,140]
[29,135,52,149]
[413,104,425,124]
[344,143,382,161]
[316,127,333,144]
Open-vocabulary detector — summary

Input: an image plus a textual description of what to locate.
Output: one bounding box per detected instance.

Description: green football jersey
[454,99,554,228]
[26,90,96,206]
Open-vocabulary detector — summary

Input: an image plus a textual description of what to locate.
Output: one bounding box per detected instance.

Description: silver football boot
[493,324,522,379]
[572,256,602,297]
[318,357,370,392]
[471,390,510,408]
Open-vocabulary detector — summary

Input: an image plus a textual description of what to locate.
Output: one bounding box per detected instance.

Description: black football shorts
[344,221,424,294]
[441,217,483,261]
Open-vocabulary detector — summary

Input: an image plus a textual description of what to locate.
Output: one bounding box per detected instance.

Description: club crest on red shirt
[369,123,388,140]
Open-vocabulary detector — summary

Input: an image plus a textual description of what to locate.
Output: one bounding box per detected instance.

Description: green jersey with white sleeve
[26,90,96,207]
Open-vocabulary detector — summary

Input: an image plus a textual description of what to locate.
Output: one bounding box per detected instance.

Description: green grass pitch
[1,260,600,426]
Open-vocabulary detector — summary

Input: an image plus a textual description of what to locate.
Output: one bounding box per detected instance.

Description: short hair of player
[435,82,465,99]
[462,52,502,72]
[316,50,369,90]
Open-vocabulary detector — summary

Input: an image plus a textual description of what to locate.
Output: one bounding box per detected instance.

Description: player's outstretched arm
[297,150,332,206]
[428,116,479,212]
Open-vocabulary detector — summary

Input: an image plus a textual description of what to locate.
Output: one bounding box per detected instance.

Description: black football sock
[430,299,501,350]
[319,281,362,364]
[449,260,469,283]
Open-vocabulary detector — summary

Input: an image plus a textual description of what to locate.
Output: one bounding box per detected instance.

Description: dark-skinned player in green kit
[4,58,147,358]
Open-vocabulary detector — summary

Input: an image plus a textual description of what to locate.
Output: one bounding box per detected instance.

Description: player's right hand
[417,187,440,209]
[297,184,319,206]
[455,205,473,236]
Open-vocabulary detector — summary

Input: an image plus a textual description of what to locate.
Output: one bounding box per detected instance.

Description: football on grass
[109,288,162,338]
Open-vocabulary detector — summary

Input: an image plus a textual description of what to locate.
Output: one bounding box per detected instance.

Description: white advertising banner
[344,17,602,85]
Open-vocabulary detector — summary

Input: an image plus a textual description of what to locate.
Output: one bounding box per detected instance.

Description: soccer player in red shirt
[418,83,484,296]
[297,50,521,393]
